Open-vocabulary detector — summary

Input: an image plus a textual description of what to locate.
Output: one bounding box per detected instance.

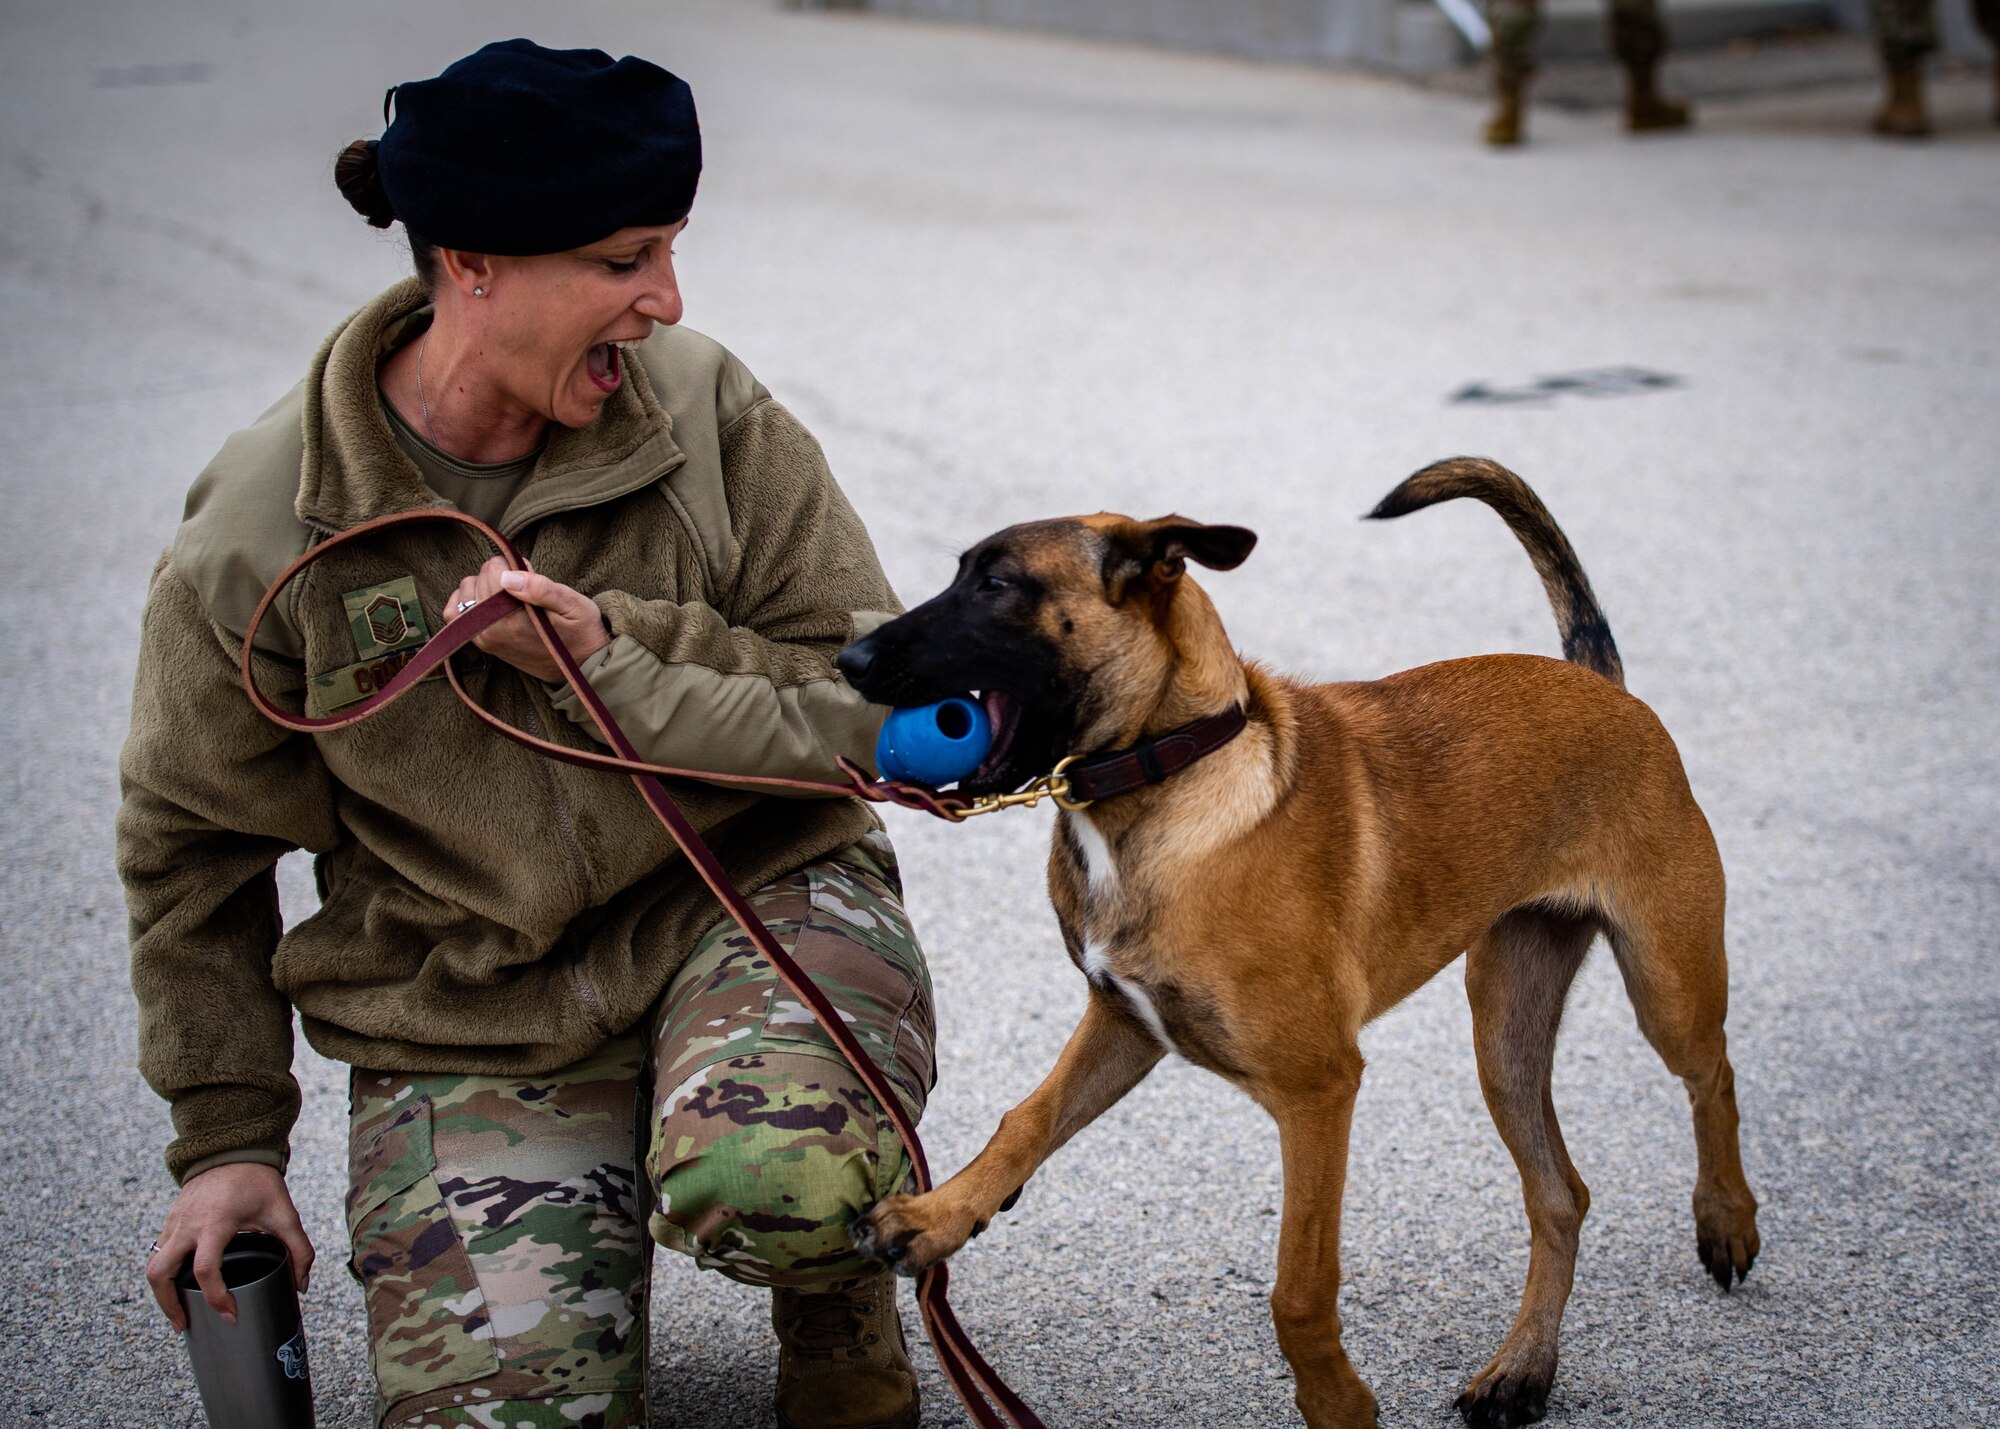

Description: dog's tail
[1367,457,1625,689]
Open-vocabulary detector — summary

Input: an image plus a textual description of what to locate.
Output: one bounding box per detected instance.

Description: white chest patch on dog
[1083,939,1173,1051]
[1072,814,1118,904]
[1072,816,1170,1049]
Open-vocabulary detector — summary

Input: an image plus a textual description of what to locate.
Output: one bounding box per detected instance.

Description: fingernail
[500,570,526,592]
[220,1312,236,1325]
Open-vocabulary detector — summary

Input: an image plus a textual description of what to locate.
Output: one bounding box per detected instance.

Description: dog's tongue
[970,690,1019,783]
[587,343,620,389]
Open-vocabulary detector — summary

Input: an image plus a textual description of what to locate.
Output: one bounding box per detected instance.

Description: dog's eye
[980,575,1012,594]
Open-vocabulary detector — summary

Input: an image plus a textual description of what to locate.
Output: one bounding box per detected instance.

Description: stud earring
[473,286,486,298]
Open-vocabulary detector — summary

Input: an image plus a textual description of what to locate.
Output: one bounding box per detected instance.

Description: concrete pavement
[1,1,1995,1424]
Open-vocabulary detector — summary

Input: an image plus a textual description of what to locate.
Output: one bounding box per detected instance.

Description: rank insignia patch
[312,576,435,715]
[342,576,429,659]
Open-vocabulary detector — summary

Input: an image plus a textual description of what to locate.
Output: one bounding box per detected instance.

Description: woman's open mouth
[586,342,622,394]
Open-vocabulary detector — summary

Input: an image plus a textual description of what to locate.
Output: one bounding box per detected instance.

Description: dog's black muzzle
[838,596,1074,795]
[837,591,1027,708]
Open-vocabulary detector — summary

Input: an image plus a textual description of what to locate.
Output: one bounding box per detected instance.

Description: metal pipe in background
[1434,0,1495,50]
[174,1232,316,1428]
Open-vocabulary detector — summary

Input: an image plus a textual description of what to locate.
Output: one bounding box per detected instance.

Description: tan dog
[836,458,1759,1428]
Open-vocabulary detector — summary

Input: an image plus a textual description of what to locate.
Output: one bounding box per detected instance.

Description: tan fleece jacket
[119,281,900,1183]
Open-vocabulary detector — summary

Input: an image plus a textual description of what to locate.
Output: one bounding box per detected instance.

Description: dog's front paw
[1694,1190,1760,1290]
[1454,1357,1553,1429]
[849,1193,977,1277]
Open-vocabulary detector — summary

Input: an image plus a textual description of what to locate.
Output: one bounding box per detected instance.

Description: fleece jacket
[118,279,901,1184]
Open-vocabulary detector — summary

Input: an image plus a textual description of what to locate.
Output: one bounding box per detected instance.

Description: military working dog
[837,458,1759,1429]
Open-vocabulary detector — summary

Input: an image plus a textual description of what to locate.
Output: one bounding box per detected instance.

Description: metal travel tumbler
[174,1231,316,1428]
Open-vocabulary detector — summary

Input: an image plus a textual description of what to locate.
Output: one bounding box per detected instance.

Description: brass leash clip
[962,754,1093,818]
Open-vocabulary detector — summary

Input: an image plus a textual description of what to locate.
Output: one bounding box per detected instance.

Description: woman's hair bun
[334,139,397,229]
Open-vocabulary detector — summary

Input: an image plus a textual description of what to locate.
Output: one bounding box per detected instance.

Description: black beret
[377,38,700,255]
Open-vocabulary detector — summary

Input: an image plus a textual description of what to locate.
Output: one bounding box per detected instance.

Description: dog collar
[1061,705,1249,804]
[952,707,1249,819]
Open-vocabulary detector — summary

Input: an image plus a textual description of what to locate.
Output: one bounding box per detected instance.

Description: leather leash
[238,508,1042,1429]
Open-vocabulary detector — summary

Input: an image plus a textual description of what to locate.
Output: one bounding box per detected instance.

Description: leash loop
[238,507,1043,1429]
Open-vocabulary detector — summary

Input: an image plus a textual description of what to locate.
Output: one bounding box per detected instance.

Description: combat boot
[1872,61,1932,136]
[773,1274,920,1429]
[1622,59,1693,132]
[1485,64,1530,147]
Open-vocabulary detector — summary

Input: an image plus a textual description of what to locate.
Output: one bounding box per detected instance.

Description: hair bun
[334,138,397,229]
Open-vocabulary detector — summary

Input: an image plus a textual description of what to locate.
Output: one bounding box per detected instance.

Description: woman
[121,40,928,1429]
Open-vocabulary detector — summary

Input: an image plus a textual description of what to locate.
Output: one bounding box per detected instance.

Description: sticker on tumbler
[276,1328,309,1381]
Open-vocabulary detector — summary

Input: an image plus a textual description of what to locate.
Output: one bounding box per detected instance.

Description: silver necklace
[416,332,441,448]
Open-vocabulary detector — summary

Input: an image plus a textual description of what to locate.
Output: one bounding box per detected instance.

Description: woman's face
[472,221,686,429]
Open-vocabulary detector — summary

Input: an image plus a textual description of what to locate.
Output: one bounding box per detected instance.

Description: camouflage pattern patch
[346,837,933,1415]
[343,575,429,659]
[1606,0,1667,69]
[349,1036,650,1424]
[1485,0,1668,74]
[647,832,935,1289]
[346,1092,501,1418]
[1869,0,1941,60]
[310,646,434,715]
[390,1391,644,1428]
[1875,0,2000,61]
[1488,0,1542,75]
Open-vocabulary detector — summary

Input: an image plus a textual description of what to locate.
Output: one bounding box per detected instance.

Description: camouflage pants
[1872,0,2000,66]
[345,833,935,1428]
[1488,0,1671,78]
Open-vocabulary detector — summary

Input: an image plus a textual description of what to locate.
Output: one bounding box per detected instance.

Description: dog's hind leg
[1267,1050,1379,1429]
[1604,844,1759,1290]
[850,990,1164,1275]
[1456,905,1596,1429]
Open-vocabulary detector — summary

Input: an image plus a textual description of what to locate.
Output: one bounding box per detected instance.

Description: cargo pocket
[756,855,935,1128]
[346,1092,500,1415]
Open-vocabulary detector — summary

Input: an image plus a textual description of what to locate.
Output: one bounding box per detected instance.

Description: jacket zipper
[568,958,610,1036]
[519,696,591,904]
[498,507,636,1043]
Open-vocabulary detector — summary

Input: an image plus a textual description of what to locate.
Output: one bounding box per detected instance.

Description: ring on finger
[456,598,478,613]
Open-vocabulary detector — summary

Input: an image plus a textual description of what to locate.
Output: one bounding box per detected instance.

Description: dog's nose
[835,637,875,684]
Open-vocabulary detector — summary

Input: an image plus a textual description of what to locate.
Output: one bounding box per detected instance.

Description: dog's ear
[1102,517,1258,602]
[1159,520,1258,572]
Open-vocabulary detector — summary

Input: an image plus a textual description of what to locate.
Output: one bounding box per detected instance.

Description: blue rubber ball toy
[876,696,993,786]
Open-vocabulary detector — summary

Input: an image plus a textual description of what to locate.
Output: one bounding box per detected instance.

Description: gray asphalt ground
[3,1,1997,1424]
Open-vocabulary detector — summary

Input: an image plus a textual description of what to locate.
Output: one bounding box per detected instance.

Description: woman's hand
[446,556,613,685]
[146,1162,315,1331]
